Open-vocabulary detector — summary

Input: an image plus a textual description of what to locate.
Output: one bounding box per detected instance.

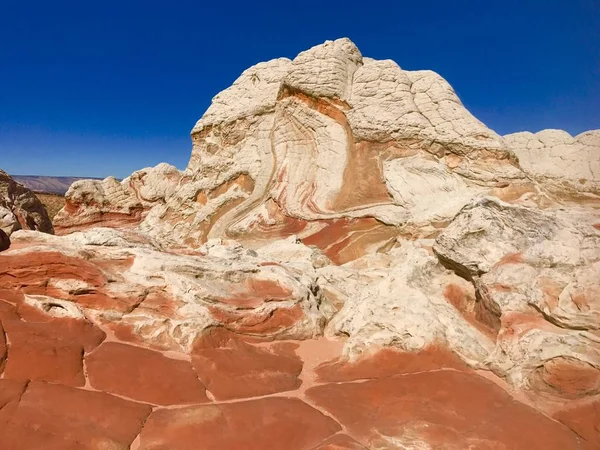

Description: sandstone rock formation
[505,129,600,196]
[54,38,527,254]
[2,38,599,448]
[434,197,600,403]
[1,229,328,353]
[0,169,53,238]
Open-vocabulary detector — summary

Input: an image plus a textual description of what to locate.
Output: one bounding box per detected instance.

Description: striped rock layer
[55,38,530,259]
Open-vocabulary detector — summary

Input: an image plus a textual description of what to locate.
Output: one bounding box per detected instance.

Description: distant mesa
[12,175,107,196]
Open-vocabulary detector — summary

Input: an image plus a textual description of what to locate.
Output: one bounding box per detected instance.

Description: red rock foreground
[0,292,591,449]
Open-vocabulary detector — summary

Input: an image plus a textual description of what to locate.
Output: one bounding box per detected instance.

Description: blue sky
[1,0,598,178]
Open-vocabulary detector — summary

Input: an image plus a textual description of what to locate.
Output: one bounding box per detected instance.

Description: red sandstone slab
[0,381,151,450]
[555,399,600,447]
[191,328,302,400]
[3,326,84,386]
[86,342,208,405]
[306,370,587,449]
[3,317,106,351]
[0,299,20,321]
[315,346,468,383]
[0,379,27,409]
[310,434,368,449]
[0,288,23,306]
[139,397,341,450]
[2,319,105,386]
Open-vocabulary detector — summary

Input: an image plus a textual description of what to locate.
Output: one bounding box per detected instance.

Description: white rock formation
[4,229,329,352]
[319,241,495,364]
[55,38,532,252]
[435,197,600,398]
[505,129,600,195]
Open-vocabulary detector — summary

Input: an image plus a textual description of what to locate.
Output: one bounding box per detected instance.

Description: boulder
[0,169,53,235]
[434,197,600,400]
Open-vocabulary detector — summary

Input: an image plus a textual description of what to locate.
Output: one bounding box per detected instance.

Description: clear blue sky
[1,0,598,178]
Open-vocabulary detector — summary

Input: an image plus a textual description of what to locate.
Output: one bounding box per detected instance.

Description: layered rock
[1,228,328,352]
[434,197,600,405]
[4,38,600,448]
[0,169,53,238]
[318,241,495,362]
[55,38,531,255]
[53,163,182,235]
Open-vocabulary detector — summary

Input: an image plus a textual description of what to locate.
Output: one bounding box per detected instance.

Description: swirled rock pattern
[1,229,328,352]
[54,38,530,254]
[2,38,599,448]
